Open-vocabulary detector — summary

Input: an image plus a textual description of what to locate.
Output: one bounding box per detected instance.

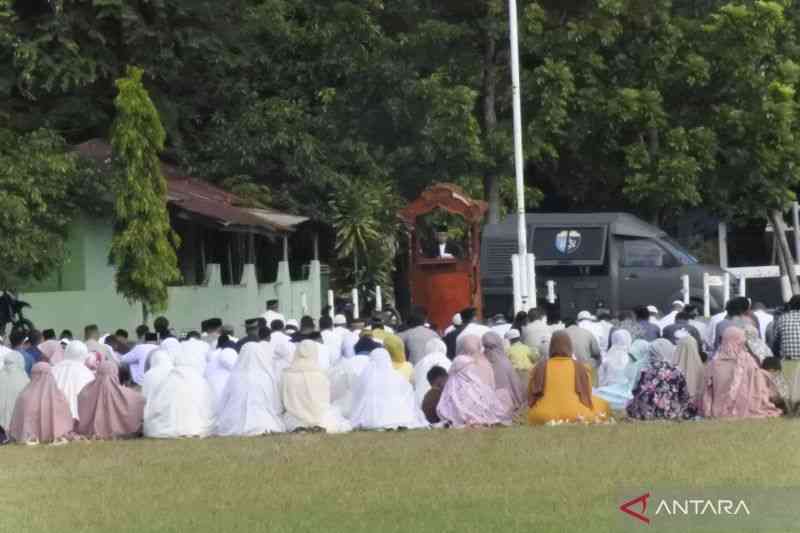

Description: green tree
[0,128,78,290]
[329,178,401,304]
[109,66,180,312]
[701,0,800,292]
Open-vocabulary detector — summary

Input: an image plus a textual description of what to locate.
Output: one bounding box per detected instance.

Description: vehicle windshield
[661,237,699,265]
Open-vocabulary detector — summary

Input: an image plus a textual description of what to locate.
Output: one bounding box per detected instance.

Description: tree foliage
[329,178,401,301]
[109,66,180,311]
[8,0,800,292]
[0,128,78,289]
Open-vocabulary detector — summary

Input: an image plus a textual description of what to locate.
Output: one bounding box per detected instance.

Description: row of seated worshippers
[0,323,530,443]
[0,320,792,445]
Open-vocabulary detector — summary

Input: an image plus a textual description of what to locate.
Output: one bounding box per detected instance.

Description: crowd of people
[0,295,798,445]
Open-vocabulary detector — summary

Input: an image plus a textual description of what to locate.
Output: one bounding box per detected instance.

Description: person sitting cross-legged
[527,331,610,425]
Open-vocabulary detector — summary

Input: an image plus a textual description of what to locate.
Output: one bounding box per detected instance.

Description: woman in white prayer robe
[52,340,96,420]
[413,339,452,408]
[348,349,428,430]
[141,349,173,399]
[156,338,183,371]
[180,337,210,375]
[329,355,370,419]
[214,342,284,436]
[143,349,215,439]
[204,347,237,409]
[281,341,351,433]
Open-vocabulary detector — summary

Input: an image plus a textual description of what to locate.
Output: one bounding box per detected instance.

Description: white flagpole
[509,0,529,309]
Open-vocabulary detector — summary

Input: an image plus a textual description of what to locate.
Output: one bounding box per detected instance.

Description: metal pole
[511,255,522,314]
[352,288,360,320]
[375,286,383,312]
[703,273,711,319]
[327,290,335,318]
[718,222,728,269]
[681,274,690,305]
[509,0,528,307]
[526,253,537,309]
[723,272,731,306]
[793,202,800,263]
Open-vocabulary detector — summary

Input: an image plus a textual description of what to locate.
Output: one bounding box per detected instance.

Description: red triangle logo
[620,493,651,525]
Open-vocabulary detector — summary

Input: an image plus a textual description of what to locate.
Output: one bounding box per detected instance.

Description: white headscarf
[349,349,428,430]
[599,330,632,387]
[52,340,96,419]
[214,342,284,437]
[180,338,210,374]
[204,348,238,409]
[141,349,173,399]
[0,351,29,429]
[329,355,371,419]
[143,348,215,439]
[413,338,452,407]
[282,341,328,427]
[282,341,351,433]
[674,336,705,402]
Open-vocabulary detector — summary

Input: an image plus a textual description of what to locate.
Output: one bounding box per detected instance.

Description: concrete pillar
[276,259,292,319]
[241,264,258,289]
[204,264,222,288]
[308,260,322,318]
[277,235,292,318]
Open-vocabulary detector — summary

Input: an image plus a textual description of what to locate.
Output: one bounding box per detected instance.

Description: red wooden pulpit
[398,183,488,333]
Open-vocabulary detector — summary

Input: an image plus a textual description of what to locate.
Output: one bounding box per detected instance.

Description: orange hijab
[528,331,593,409]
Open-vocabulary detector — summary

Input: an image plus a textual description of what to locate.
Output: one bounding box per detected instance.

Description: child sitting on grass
[422,366,448,425]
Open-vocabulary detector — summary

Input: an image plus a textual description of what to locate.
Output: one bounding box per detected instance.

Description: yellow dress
[508,343,537,371]
[527,358,609,425]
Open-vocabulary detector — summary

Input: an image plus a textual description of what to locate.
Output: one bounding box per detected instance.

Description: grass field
[1,419,799,533]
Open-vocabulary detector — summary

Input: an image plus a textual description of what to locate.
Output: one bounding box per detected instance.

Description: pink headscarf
[38,340,65,365]
[8,363,74,444]
[482,331,525,411]
[77,361,145,439]
[702,327,781,418]
[458,334,496,389]
[436,356,512,428]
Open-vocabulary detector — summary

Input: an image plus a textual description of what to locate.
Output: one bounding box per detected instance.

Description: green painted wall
[21,216,87,292]
[20,215,322,337]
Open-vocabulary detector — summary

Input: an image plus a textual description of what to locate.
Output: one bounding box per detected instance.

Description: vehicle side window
[620,238,670,268]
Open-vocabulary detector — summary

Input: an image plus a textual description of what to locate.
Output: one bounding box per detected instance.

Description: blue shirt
[638,321,661,342]
[18,349,36,377]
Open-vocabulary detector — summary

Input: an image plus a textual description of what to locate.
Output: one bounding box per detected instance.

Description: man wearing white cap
[443,313,462,336]
[565,315,601,367]
[646,305,661,325]
[658,301,685,332]
[576,310,606,355]
[332,314,350,352]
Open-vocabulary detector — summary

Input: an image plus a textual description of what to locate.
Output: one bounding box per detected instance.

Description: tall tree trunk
[481,32,500,224]
[770,210,800,295]
[483,175,501,224]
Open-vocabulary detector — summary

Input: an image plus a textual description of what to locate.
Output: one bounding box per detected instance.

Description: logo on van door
[555,230,582,255]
